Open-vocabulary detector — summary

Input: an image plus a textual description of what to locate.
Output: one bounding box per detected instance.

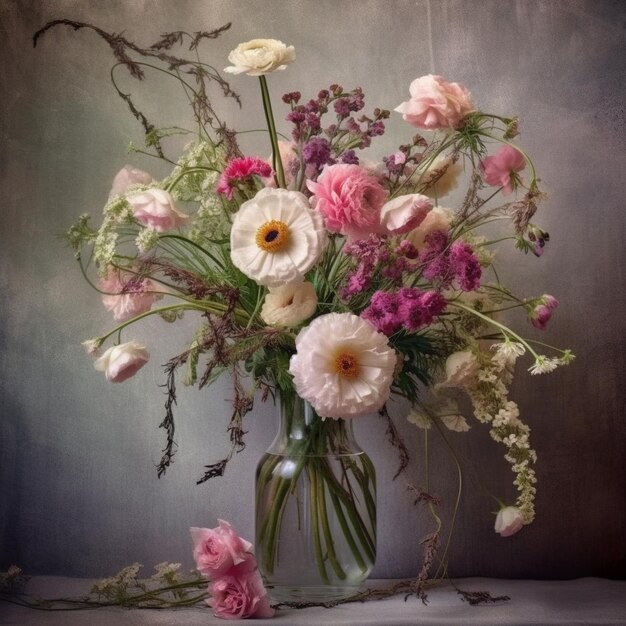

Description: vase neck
[267,393,362,455]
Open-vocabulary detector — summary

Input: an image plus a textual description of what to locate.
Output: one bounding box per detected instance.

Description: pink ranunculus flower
[379,193,433,235]
[109,165,154,197]
[494,505,525,537]
[529,294,559,330]
[99,268,162,322]
[395,74,474,130]
[207,569,274,620]
[190,520,253,578]
[216,156,273,200]
[307,163,388,241]
[93,340,149,383]
[127,189,190,232]
[480,145,526,195]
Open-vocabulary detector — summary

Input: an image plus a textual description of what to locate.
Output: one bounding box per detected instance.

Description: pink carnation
[217,157,273,200]
[394,74,474,130]
[307,164,388,240]
[480,145,526,195]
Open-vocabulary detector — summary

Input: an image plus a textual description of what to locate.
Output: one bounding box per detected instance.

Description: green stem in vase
[328,485,368,573]
[309,465,331,584]
[314,459,347,580]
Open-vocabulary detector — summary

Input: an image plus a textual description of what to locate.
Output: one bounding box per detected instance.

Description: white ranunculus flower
[419,152,462,199]
[439,350,479,389]
[127,189,190,232]
[230,188,327,288]
[405,206,453,250]
[93,340,149,383]
[260,281,317,327]
[224,39,295,76]
[289,313,397,419]
[494,506,525,537]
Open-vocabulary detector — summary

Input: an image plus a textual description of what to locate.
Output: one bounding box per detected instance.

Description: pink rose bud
[480,145,526,195]
[110,165,153,197]
[93,341,149,383]
[529,294,559,330]
[127,189,190,232]
[394,74,474,130]
[494,505,525,537]
[190,520,253,578]
[380,194,433,235]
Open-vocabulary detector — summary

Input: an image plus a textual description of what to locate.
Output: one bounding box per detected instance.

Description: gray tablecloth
[1,577,625,625]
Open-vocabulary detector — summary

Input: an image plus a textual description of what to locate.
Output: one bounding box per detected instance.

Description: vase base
[266,583,363,604]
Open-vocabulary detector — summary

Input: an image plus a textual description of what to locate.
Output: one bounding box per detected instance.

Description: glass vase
[255,393,376,603]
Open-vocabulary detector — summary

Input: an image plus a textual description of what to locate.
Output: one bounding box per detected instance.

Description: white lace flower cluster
[468,344,538,523]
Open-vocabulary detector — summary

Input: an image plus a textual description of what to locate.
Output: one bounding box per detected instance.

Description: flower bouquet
[40,19,572,607]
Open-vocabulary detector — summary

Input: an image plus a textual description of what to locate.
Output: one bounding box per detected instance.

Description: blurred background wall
[1,0,624,579]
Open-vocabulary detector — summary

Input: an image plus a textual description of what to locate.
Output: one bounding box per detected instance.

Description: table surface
[1,577,625,625]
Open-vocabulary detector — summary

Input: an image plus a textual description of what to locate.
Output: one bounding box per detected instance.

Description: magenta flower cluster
[341,235,420,298]
[362,287,447,336]
[420,230,482,292]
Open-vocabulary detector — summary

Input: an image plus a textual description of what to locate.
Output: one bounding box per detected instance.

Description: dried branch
[457,589,510,605]
[378,404,410,478]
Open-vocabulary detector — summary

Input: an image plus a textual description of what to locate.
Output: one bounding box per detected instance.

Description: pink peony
[109,165,153,197]
[99,268,161,322]
[395,74,474,130]
[480,145,526,195]
[379,194,433,235]
[191,521,253,578]
[93,341,149,383]
[127,189,190,231]
[307,164,388,240]
[207,569,274,620]
[217,157,273,200]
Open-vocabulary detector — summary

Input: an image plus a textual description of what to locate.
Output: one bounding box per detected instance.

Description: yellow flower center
[255,220,290,253]
[333,352,360,379]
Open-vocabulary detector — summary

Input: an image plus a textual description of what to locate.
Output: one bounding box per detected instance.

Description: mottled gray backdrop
[1,0,625,579]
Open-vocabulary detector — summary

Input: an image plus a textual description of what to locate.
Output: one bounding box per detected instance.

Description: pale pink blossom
[395,75,474,130]
[109,165,153,197]
[207,569,274,619]
[127,189,190,232]
[289,312,397,419]
[99,268,162,322]
[93,341,149,383]
[379,194,433,235]
[439,350,479,389]
[190,521,253,578]
[481,145,526,195]
[307,164,388,240]
[495,506,525,537]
